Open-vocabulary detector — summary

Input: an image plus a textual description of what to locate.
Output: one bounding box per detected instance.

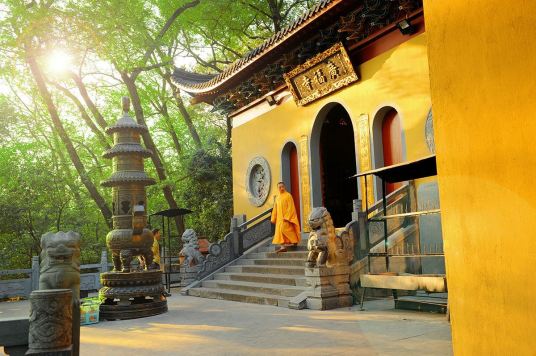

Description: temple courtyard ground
[1,293,452,355]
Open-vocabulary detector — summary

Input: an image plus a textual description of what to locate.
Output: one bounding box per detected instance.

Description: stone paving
[1,294,452,355]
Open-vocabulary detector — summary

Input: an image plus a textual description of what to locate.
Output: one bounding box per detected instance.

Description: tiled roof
[172,0,339,94]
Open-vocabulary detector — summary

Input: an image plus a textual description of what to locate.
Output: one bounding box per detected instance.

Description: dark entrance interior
[282,142,301,224]
[319,104,358,227]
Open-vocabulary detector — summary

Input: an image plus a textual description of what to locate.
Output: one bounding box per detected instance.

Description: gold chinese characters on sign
[284,43,358,106]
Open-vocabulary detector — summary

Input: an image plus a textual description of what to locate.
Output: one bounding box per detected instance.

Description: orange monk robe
[271,191,301,245]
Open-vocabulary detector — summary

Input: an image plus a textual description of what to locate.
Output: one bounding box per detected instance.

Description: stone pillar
[26,289,72,355]
[39,231,80,356]
[304,266,353,310]
[30,256,39,292]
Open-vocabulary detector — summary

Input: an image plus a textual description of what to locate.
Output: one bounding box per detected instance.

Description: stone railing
[193,208,274,282]
[366,184,411,249]
[0,251,110,299]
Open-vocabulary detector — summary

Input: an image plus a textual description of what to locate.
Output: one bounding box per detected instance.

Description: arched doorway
[372,107,405,196]
[311,103,358,227]
[281,142,301,224]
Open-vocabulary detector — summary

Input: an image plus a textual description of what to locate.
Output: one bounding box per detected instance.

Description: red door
[382,109,403,193]
[289,145,301,224]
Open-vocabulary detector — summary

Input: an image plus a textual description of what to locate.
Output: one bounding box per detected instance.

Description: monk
[271,182,301,253]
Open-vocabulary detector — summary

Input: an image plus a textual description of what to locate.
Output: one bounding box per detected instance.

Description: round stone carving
[425,108,435,154]
[245,157,271,207]
[208,243,222,257]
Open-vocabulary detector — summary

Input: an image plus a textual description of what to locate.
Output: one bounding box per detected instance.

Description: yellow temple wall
[232,33,432,224]
[423,0,536,354]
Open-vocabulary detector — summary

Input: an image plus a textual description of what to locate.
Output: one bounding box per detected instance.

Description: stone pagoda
[98,97,167,320]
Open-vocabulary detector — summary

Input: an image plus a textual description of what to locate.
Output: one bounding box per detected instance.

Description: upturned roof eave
[172,0,346,100]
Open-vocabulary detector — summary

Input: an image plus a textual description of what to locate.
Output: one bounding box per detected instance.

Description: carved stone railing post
[232,221,241,257]
[26,289,73,355]
[100,250,108,273]
[30,256,39,292]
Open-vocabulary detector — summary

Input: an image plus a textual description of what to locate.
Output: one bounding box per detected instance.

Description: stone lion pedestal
[304,266,353,310]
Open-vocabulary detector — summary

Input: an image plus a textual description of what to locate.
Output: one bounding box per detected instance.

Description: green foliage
[181,143,233,242]
[0,0,314,270]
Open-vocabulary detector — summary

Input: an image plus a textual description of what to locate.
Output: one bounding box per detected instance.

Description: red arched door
[289,145,301,223]
[382,109,403,193]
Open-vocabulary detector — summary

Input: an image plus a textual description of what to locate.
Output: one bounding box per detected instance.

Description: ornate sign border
[284,42,359,106]
[245,156,271,207]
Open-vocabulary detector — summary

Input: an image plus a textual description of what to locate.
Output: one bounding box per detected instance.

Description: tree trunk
[26,55,112,228]
[70,73,109,131]
[226,115,232,148]
[168,80,203,149]
[267,0,283,32]
[50,81,111,150]
[120,71,184,234]
[161,102,182,156]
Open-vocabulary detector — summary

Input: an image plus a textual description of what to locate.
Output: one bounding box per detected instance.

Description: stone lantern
[98,97,167,320]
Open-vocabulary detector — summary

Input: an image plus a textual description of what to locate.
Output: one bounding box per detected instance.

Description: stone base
[304,266,353,310]
[180,265,202,287]
[99,271,167,320]
[99,299,168,320]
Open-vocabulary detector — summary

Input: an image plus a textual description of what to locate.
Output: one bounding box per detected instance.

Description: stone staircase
[188,239,309,307]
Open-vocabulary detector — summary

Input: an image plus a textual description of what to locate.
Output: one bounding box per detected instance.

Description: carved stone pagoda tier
[98,97,167,320]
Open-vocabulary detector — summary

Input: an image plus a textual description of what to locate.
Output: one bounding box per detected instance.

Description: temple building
[171,0,536,354]
[173,0,436,230]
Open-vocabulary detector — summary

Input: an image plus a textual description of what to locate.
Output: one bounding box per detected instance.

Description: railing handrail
[237,208,273,229]
[0,268,32,276]
[367,184,408,215]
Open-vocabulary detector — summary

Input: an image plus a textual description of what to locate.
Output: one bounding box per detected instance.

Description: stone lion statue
[306,207,354,268]
[39,231,81,302]
[306,207,331,267]
[179,229,205,267]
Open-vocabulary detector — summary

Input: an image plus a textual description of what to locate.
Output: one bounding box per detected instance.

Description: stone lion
[306,207,331,267]
[306,207,354,268]
[179,229,205,267]
[39,231,81,303]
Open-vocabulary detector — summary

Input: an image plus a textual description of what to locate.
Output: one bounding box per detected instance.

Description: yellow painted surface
[232,34,432,224]
[423,1,536,354]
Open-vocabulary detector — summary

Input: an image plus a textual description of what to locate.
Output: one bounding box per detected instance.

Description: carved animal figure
[179,229,205,267]
[307,207,354,268]
[39,231,81,303]
[306,207,331,267]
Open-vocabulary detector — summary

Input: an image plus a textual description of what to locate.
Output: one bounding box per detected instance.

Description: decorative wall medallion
[425,108,435,153]
[245,157,271,207]
[284,42,359,106]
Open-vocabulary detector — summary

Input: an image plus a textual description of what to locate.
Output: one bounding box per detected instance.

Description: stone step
[213,272,307,286]
[225,265,305,276]
[202,280,304,297]
[246,251,308,259]
[235,258,305,267]
[188,287,290,307]
[257,244,308,253]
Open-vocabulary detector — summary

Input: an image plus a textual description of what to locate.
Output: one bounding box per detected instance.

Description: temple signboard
[284,43,358,106]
